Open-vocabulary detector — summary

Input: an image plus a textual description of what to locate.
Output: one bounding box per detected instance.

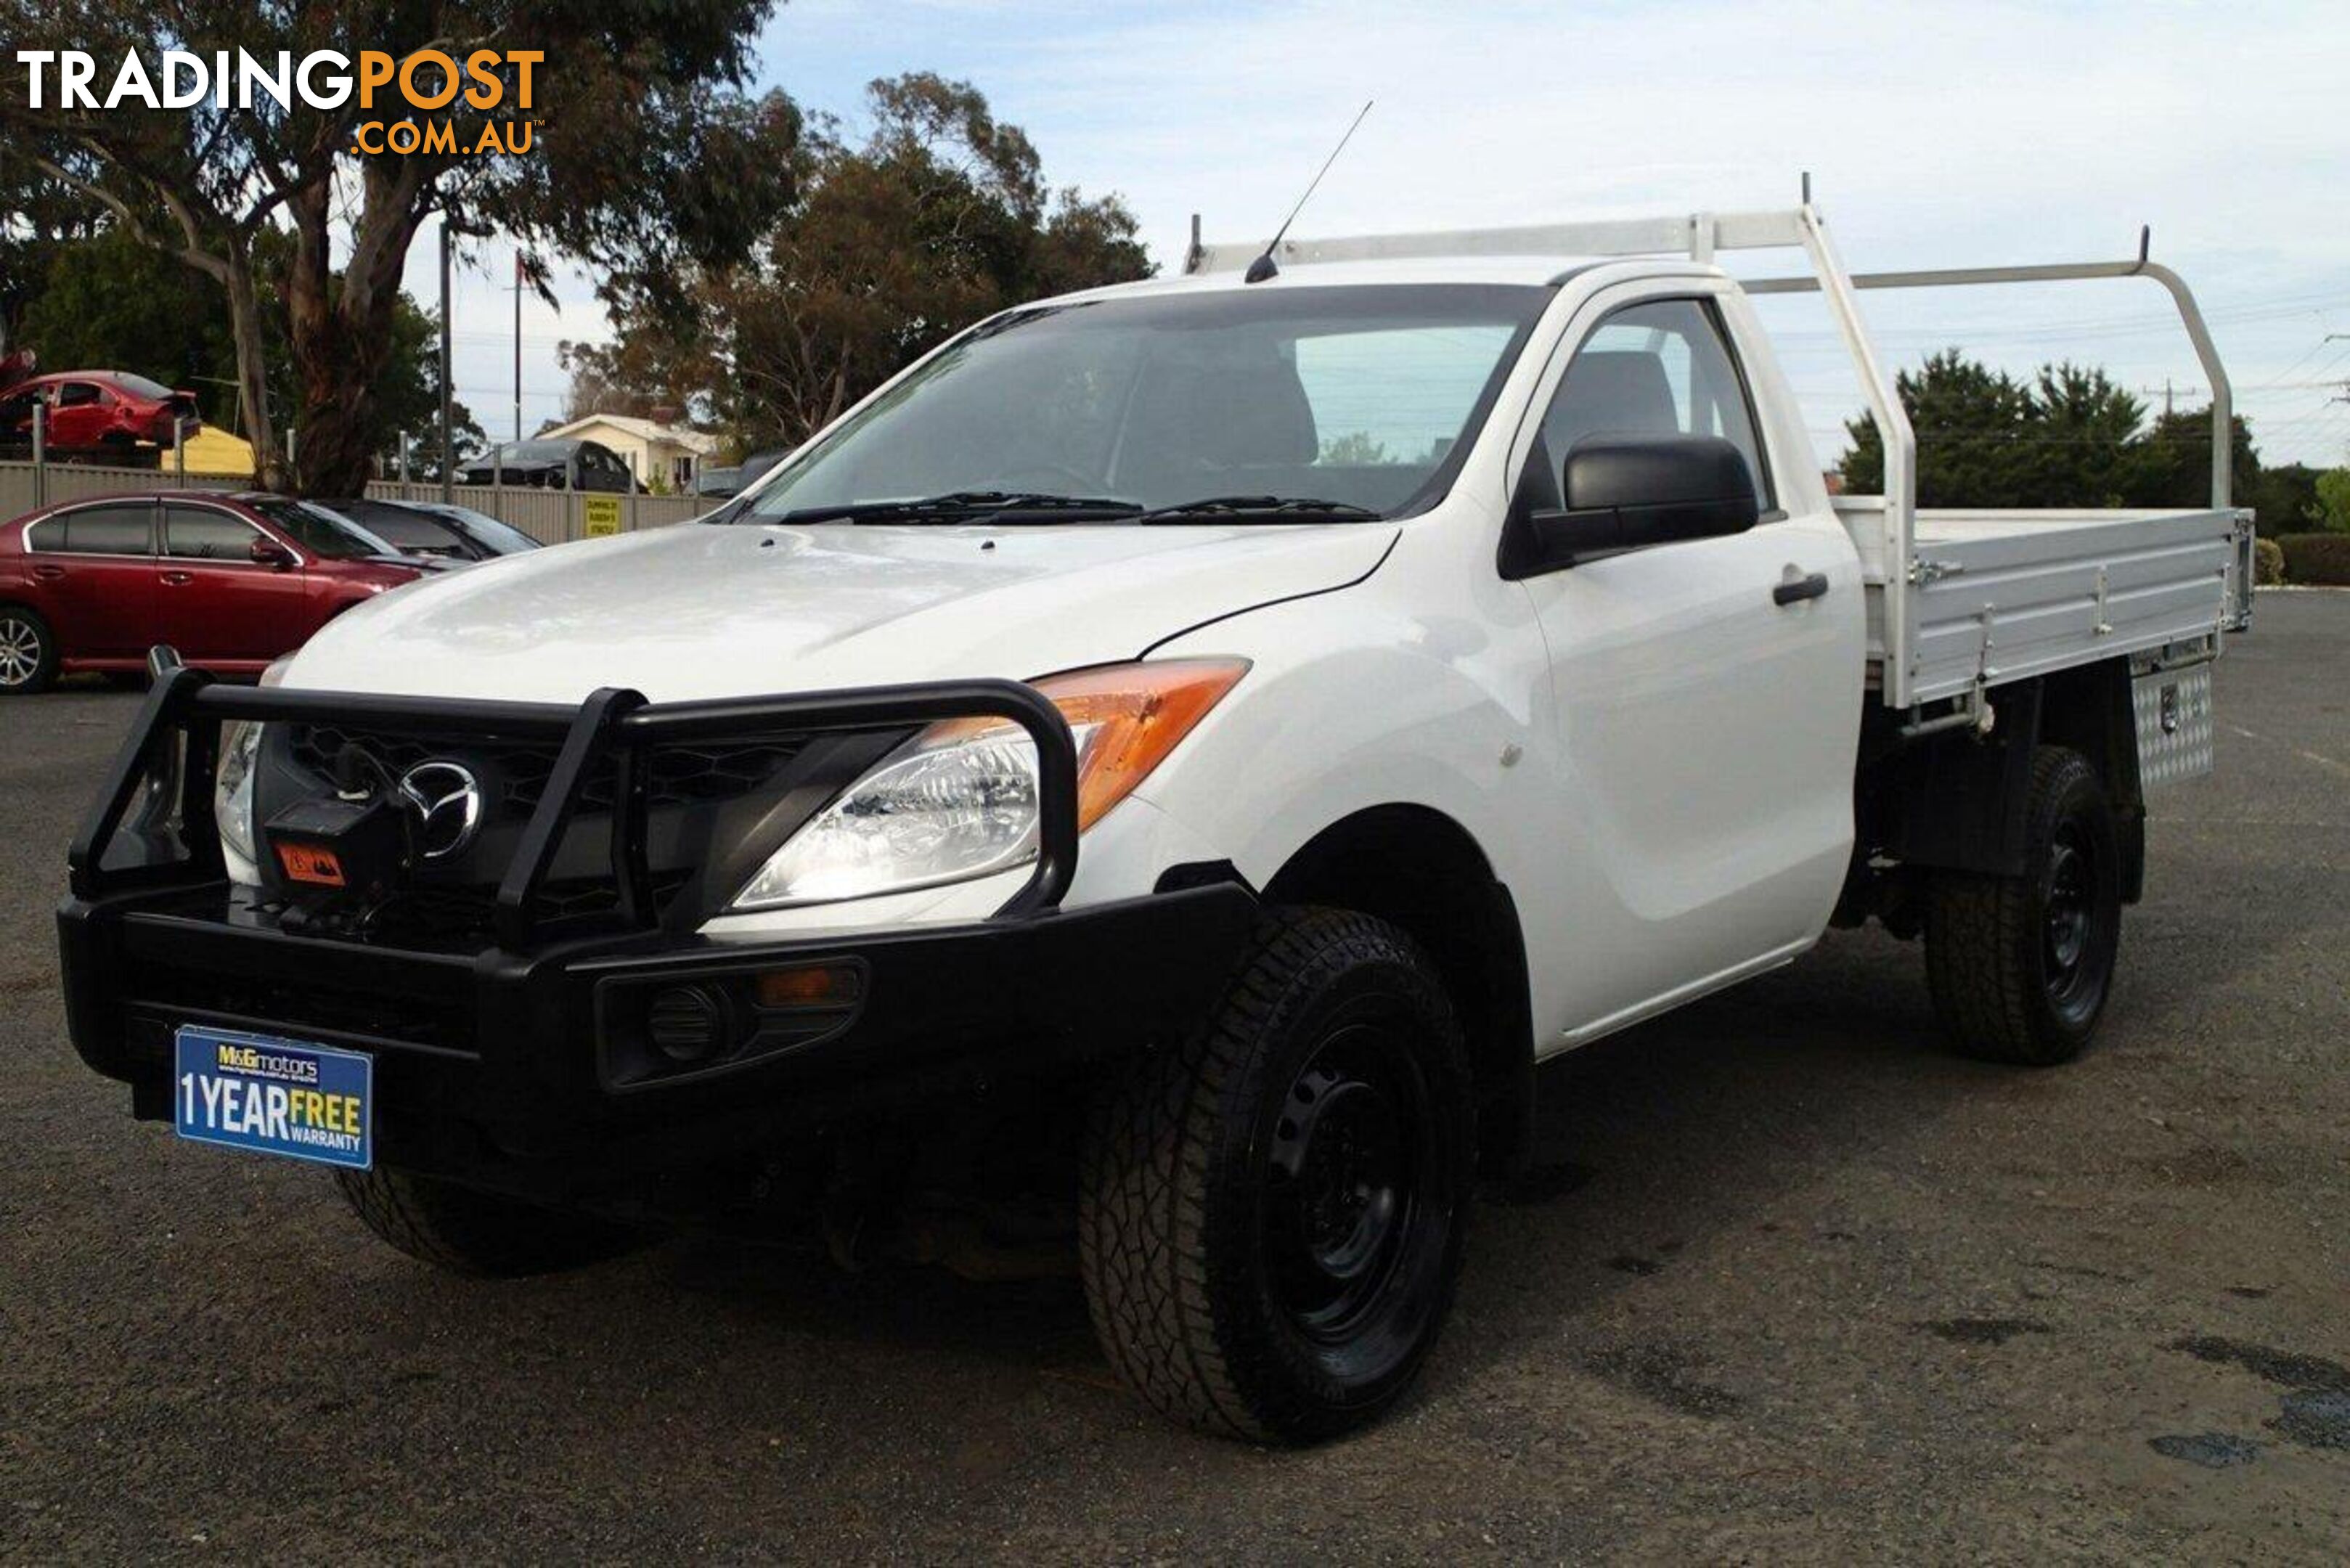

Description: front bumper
[60,879,1255,1201]
[56,664,1258,1203]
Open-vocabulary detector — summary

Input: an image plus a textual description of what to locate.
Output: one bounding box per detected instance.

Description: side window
[56,381,102,409]
[57,503,155,555]
[1295,324,1522,472]
[165,505,262,560]
[1539,298,1774,510]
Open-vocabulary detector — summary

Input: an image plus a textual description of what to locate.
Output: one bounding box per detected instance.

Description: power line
[2262,328,2345,387]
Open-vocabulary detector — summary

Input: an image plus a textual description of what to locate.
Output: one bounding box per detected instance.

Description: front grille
[266,722,830,944]
[364,870,694,947]
[287,724,808,817]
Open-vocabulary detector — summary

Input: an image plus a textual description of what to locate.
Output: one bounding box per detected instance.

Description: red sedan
[0,372,200,451]
[0,491,429,695]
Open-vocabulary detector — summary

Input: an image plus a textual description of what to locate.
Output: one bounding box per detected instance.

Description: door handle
[32,563,65,581]
[1773,571,1830,607]
[160,571,195,586]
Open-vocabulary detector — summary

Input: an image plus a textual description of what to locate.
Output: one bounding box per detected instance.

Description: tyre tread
[1078,906,1467,1442]
[1925,746,2111,1066]
[332,1167,635,1278]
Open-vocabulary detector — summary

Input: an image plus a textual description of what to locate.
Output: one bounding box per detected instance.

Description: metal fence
[357,481,719,543]
[0,460,721,544]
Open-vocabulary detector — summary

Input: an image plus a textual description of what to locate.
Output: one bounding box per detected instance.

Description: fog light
[647,984,727,1063]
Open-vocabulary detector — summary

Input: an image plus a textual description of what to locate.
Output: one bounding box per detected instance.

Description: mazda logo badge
[399,761,483,860]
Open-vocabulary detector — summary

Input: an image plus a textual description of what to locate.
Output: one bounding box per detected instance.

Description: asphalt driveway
[2,593,2344,1561]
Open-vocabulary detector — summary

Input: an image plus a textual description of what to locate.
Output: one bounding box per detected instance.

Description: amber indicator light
[754,965,862,1009]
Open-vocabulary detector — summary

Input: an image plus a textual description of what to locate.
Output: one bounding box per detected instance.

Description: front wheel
[1925,746,2122,1064]
[332,1167,642,1278]
[0,605,58,695]
[1080,907,1474,1443]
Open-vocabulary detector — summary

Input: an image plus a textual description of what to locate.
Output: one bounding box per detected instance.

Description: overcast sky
[414,0,2350,466]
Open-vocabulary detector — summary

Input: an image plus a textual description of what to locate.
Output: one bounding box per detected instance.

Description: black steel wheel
[1265,1016,1443,1353]
[1927,746,2123,1064]
[1080,907,1473,1443]
[2039,815,2108,1030]
[0,605,57,695]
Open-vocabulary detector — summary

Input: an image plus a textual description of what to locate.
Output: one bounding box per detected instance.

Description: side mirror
[1506,436,1761,576]
[249,537,295,569]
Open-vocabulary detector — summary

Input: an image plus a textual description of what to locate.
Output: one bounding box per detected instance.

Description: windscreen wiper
[763,491,1144,526]
[1133,495,1384,524]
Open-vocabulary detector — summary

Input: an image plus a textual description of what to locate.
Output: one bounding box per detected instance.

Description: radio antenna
[1246,100,1374,284]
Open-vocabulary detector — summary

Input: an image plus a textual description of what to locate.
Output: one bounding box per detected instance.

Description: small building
[180,426,257,478]
[534,413,718,494]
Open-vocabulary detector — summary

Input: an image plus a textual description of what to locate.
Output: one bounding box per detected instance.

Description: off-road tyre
[1925,746,2122,1065]
[333,1167,640,1278]
[1079,907,1474,1443]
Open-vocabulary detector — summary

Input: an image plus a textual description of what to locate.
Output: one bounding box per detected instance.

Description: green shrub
[2254,537,2286,585]
[2277,533,2350,585]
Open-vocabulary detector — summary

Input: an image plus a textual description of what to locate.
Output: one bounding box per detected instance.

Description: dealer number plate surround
[172,1025,374,1170]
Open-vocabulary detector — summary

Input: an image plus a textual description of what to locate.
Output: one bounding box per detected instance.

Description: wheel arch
[1861,658,2145,902]
[1260,803,1536,1179]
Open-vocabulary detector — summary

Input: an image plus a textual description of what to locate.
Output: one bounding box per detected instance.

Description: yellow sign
[583,497,623,537]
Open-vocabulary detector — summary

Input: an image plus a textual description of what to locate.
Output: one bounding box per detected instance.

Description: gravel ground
[1,592,2344,1563]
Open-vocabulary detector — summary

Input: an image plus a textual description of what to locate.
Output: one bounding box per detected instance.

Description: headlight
[213,718,264,866]
[730,658,1247,910]
[213,657,291,870]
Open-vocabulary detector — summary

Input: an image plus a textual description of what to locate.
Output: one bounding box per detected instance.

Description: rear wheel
[0,606,57,695]
[332,1167,642,1278]
[1925,746,2121,1064]
[1080,907,1474,1442]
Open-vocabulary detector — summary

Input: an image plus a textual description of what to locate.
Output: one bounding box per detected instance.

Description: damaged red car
[0,371,201,452]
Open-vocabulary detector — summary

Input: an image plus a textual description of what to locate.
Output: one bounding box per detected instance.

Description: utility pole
[438,216,454,502]
[513,249,524,443]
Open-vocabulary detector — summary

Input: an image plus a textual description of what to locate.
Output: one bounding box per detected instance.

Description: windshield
[249,498,400,560]
[425,504,542,554]
[114,372,176,400]
[736,284,1548,523]
[481,441,572,465]
[319,500,467,554]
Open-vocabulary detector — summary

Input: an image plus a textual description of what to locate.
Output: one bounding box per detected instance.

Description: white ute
[62,203,2253,1442]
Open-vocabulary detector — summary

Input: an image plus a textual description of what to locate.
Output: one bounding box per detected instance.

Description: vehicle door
[49,380,113,448]
[156,502,313,663]
[1511,287,1862,1034]
[22,500,158,659]
[0,386,38,443]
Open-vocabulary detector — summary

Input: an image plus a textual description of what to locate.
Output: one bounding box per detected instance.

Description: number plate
[173,1026,373,1170]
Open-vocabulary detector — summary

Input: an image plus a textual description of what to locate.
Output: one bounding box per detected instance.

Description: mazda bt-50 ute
[59,203,2253,1442]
